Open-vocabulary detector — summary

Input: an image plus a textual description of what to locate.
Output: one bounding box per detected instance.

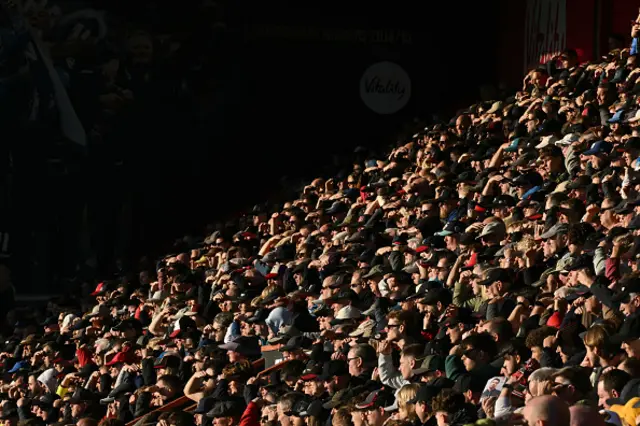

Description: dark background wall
[8,1,505,293]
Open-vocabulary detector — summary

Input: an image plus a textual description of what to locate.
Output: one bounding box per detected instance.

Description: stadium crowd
[10,5,640,426]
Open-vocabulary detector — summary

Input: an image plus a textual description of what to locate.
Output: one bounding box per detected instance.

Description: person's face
[435,411,448,426]
[195,413,205,426]
[446,323,464,345]
[240,322,253,336]
[28,376,40,395]
[128,34,154,64]
[386,319,402,341]
[36,406,47,420]
[526,119,538,134]
[253,323,267,336]
[303,379,322,397]
[501,354,519,376]
[622,338,640,358]
[277,404,291,426]
[289,416,305,426]
[439,201,455,219]
[351,410,366,426]
[213,323,226,342]
[530,346,542,362]
[399,355,414,380]
[488,281,502,298]
[347,350,362,376]
[597,380,614,409]
[543,237,558,258]
[620,295,640,316]
[461,349,478,371]
[228,350,241,363]
[70,402,85,418]
[214,417,235,426]
[366,408,384,426]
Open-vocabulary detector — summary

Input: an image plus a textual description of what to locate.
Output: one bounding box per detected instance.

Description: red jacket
[240,401,260,426]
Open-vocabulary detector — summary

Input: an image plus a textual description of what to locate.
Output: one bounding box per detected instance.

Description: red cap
[546,311,563,329]
[465,252,478,268]
[105,349,136,366]
[90,282,105,297]
[300,374,319,381]
[415,245,429,253]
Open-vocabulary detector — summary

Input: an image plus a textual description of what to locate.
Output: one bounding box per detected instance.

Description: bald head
[523,396,570,426]
[569,405,605,426]
[77,419,98,426]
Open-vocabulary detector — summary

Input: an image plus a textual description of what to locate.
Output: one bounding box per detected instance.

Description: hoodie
[37,368,58,394]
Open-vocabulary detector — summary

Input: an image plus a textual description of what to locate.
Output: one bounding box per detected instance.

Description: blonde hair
[397,383,420,421]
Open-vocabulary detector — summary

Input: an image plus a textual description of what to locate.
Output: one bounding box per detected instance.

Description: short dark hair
[619,357,640,378]
[462,333,497,359]
[431,389,465,413]
[551,367,592,396]
[157,375,182,394]
[599,369,631,394]
[525,327,557,349]
[281,360,306,382]
[278,392,299,413]
[485,317,514,342]
[500,338,531,361]
[401,344,424,360]
[352,344,376,367]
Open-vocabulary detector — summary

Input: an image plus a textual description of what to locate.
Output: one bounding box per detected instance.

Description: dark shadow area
[3,0,501,292]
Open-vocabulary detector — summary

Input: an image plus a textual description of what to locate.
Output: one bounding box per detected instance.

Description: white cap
[535,135,559,149]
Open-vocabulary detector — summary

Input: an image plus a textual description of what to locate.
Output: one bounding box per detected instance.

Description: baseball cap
[8,360,29,374]
[608,110,626,124]
[503,137,524,153]
[477,222,506,240]
[623,137,640,152]
[565,175,592,190]
[90,282,108,297]
[363,265,387,279]
[539,223,570,239]
[280,336,313,353]
[435,221,465,237]
[535,135,559,149]
[408,385,440,405]
[355,389,395,410]
[319,360,349,381]
[68,388,97,404]
[412,355,445,376]
[612,278,640,304]
[610,315,640,346]
[207,400,244,418]
[511,172,543,187]
[194,397,216,414]
[418,288,452,306]
[582,140,613,156]
[477,268,512,286]
[218,336,261,357]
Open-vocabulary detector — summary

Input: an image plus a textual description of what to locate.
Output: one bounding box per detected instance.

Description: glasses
[387,324,401,329]
[347,357,360,363]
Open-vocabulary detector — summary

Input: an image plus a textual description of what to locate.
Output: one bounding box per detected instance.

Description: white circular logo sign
[360,61,411,115]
